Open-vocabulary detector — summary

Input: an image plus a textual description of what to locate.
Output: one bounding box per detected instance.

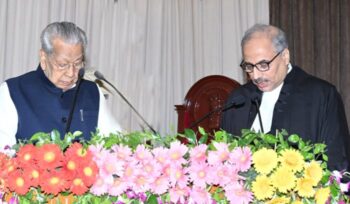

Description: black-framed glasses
[240,51,281,73]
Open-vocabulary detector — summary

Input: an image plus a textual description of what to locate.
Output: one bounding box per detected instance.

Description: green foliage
[5,128,349,204]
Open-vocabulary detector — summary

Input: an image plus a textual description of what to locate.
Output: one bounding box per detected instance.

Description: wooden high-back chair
[175,75,240,140]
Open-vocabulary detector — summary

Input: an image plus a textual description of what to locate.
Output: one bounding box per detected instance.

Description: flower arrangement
[0,128,349,203]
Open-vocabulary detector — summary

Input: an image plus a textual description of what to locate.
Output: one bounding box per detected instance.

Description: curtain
[0,0,269,134]
[270,0,350,128]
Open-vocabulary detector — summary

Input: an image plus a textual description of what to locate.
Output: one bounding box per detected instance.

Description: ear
[281,48,290,65]
[39,49,48,70]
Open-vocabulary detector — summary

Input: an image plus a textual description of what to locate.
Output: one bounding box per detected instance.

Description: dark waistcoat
[6,66,99,141]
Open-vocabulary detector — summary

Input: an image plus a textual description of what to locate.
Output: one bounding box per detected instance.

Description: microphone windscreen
[232,95,246,105]
[78,68,85,78]
[251,92,261,103]
[94,70,105,80]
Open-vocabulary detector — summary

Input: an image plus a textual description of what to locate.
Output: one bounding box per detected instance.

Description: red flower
[63,150,83,177]
[0,153,11,182]
[36,144,64,170]
[3,158,19,175]
[69,177,89,195]
[22,165,42,188]
[7,169,30,195]
[40,169,69,195]
[16,144,38,167]
[65,143,93,165]
[78,161,98,186]
[0,152,10,168]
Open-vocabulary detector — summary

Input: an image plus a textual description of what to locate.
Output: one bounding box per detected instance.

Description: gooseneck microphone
[94,71,157,134]
[65,68,85,134]
[252,93,264,133]
[189,95,246,129]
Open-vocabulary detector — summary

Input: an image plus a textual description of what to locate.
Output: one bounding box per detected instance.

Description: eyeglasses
[240,51,281,73]
[49,57,84,71]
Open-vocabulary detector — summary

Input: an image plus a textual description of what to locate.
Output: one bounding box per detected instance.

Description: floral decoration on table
[0,128,349,204]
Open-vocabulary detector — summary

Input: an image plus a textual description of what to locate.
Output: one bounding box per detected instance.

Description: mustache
[253,78,269,84]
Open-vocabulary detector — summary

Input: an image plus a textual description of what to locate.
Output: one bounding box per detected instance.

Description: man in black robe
[221,24,349,171]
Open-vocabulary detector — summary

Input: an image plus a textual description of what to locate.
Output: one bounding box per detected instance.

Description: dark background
[270,0,350,127]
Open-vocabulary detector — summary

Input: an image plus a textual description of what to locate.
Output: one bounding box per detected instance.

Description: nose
[65,65,76,77]
[249,67,263,80]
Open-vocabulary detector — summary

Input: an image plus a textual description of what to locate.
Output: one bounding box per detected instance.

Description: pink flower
[162,163,172,178]
[99,152,124,177]
[189,186,212,204]
[150,175,170,195]
[108,177,128,196]
[141,160,162,179]
[207,142,230,165]
[90,175,113,196]
[169,185,190,203]
[111,144,132,162]
[207,163,232,186]
[169,165,188,188]
[134,145,153,163]
[122,161,139,186]
[189,144,208,164]
[89,144,110,166]
[152,147,169,165]
[131,171,153,193]
[168,141,188,165]
[188,162,210,188]
[224,182,253,204]
[229,146,252,172]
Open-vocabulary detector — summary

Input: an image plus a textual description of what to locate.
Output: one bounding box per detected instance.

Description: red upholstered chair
[175,75,240,139]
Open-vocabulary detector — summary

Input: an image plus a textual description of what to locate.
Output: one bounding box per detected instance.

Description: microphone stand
[189,106,223,129]
[253,98,264,133]
[189,95,246,129]
[94,71,157,135]
[65,69,85,134]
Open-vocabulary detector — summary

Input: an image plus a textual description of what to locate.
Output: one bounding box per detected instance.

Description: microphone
[189,95,246,129]
[65,68,85,134]
[94,70,157,134]
[251,93,264,133]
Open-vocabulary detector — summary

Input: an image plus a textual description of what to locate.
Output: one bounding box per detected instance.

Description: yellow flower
[296,177,315,197]
[315,187,330,204]
[304,160,323,186]
[271,166,296,193]
[279,149,304,172]
[253,148,278,174]
[266,196,290,204]
[291,201,303,204]
[252,175,274,200]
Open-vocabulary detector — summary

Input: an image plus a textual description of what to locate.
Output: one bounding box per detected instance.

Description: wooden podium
[175,75,240,138]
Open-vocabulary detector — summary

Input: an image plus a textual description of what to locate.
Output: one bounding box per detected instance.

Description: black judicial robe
[6,66,100,141]
[221,66,350,171]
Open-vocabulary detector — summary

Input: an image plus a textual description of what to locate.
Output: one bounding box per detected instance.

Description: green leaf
[288,134,300,143]
[264,134,278,144]
[147,194,158,204]
[330,183,340,198]
[50,130,60,142]
[301,146,312,152]
[184,129,197,145]
[198,126,206,136]
[198,133,208,144]
[298,140,305,149]
[313,145,322,154]
[29,132,50,142]
[322,154,329,162]
[305,153,314,160]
